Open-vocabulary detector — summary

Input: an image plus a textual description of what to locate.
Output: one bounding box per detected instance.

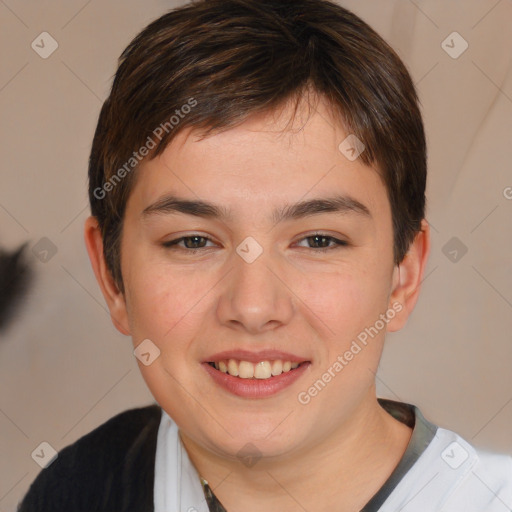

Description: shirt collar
[199,398,438,512]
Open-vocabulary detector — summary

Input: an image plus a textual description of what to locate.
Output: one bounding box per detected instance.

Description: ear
[84,216,131,336]
[386,219,430,332]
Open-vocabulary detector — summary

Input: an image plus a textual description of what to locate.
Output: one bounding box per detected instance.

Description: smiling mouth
[207,359,308,379]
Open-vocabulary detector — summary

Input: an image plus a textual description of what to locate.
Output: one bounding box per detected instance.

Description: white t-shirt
[154,399,512,512]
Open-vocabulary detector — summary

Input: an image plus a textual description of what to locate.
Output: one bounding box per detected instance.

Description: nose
[216,246,295,334]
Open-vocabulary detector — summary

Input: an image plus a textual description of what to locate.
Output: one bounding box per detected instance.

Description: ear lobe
[386,219,431,332]
[83,216,131,336]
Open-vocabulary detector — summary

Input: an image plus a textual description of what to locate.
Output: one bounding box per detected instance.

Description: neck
[180,388,412,512]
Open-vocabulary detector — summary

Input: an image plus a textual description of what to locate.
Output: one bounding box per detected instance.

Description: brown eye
[162,235,214,250]
[296,234,348,251]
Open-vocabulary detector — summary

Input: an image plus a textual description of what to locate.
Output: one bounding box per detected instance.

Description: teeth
[238,361,254,379]
[212,359,303,379]
[271,360,283,376]
[254,361,272,379]
[227,359,239,377]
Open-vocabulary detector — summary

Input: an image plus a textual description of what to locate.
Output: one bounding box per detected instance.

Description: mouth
[202,354,311,398]
[207,359,307,380]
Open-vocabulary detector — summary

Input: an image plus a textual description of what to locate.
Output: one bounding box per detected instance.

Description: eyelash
[162,233,348,253]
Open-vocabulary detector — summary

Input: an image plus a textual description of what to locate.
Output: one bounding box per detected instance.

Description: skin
[85,95,430,512]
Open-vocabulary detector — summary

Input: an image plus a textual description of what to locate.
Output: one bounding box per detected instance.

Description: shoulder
[17,403,162,512]
[451,439,512,509]
[474,447,512,485]
[419,427,512,511]
[380,424,512,512]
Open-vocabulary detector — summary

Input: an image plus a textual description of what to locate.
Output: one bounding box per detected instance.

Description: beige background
[1,0,511,509]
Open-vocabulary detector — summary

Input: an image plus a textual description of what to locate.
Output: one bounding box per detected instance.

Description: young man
[18,0,512,511]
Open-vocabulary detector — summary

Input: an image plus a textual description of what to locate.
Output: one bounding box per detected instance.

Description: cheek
[125,257,209,347]
[295,269,390,406]
[293,262,390,342]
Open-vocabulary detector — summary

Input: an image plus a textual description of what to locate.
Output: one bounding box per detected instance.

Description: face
[93,96,419,461]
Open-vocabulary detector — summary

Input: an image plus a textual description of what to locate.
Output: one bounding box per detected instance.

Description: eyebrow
[141,193,372,223]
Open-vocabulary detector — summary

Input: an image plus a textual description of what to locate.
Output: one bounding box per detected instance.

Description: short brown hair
[88,0,426,294]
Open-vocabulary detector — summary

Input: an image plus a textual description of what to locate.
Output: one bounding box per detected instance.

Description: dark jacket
[18,404,162,512]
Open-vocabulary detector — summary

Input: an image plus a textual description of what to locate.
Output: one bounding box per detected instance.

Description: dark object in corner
[0,241,34,334]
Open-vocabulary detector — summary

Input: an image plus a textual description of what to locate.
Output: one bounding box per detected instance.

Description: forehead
[126,97,389,225]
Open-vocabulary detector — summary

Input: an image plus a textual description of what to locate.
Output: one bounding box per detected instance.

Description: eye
[295,233,348,251]
[161,232,348,254]
[162,235,216,252]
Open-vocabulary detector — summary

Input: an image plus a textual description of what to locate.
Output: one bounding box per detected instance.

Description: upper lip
[204,349,310,364]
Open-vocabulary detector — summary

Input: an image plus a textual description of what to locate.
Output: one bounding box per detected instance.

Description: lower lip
[202,362,311,399]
